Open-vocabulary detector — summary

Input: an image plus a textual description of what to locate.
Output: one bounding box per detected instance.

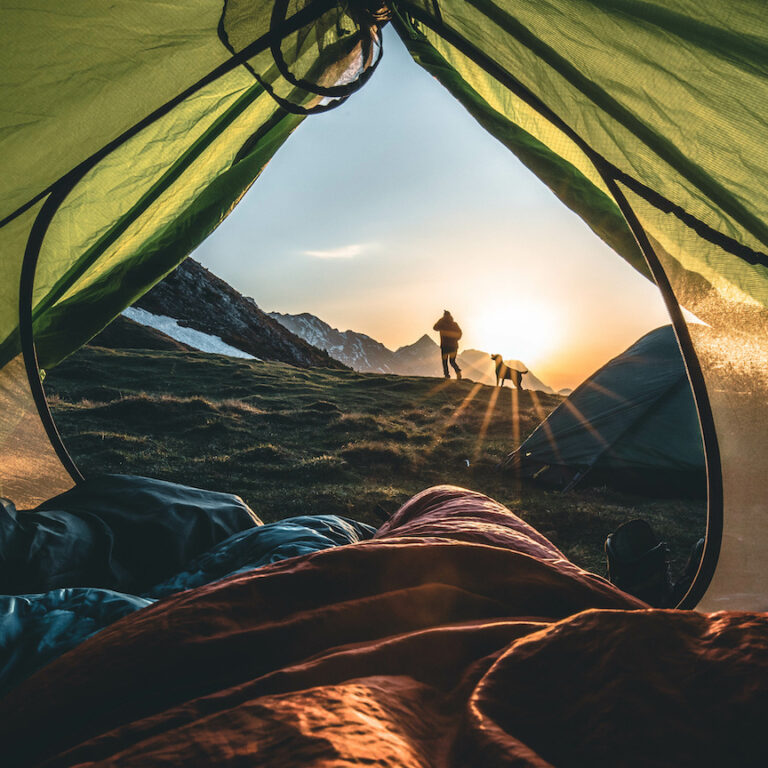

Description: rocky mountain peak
[134,259,346,369]
[399,334,438,351]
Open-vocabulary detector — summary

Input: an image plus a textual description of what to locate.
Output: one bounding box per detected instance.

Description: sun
[466,300,563,366]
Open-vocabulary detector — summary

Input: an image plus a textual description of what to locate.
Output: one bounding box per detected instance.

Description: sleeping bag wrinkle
[0,588,152,696]
[3,539,640,743]
[467,609,768,768]
[0,486,648,767]
[63,678,461,768]
[32,626,549,768]
[0,515,373,697]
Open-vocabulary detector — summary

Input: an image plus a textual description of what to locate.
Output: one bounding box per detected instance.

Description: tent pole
[591,171,723,610]
[18,185,85,487]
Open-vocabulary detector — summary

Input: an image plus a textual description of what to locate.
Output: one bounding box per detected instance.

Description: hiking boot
[605,519,673,606]
[456,370,462,380]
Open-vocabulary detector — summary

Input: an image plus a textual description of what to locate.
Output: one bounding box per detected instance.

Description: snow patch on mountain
[134,260,345,369]
[123,307,259,360]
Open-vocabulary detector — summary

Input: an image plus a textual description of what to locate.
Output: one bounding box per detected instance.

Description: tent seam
[394,0,768,267]
[0,0,337,232]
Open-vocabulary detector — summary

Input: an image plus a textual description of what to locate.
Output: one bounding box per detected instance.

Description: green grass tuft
[46,346,706,578]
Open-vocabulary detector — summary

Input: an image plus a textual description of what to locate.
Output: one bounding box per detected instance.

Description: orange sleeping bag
[2,486,766,767]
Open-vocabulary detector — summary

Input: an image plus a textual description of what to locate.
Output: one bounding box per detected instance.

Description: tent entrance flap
[0,0,388,508]
[393,0,768,610]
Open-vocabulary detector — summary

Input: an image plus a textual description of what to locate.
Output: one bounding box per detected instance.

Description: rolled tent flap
[0,0,385,507]
[391,0,768,609]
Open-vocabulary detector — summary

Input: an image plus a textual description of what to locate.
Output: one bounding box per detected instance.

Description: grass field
[46,346,706,578]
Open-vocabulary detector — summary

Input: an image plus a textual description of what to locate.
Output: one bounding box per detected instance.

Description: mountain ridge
[270,310,554,392]
[131,260,346,369]
[107,261,552,391]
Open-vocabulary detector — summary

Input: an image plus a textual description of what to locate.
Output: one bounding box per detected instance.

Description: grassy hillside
[46,346,705,578]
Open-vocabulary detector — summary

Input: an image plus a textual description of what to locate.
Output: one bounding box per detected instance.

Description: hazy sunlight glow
[473,386,500,462]
[466,300,563,368]
[529,390,563,462]
[427,383,484,456]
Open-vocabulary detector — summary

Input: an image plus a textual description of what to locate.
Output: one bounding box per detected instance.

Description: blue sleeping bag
[0,476,375,695]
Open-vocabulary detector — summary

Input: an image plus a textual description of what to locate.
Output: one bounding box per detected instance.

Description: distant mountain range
[97,260,555,392]
[270,311,555,393]
[267,312,396,373]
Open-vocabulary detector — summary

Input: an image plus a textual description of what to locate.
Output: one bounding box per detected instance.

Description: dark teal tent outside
[506,326,705,496]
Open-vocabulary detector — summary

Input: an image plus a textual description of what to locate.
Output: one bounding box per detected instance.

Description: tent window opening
[6,1,766,611]
[32,23,706,608]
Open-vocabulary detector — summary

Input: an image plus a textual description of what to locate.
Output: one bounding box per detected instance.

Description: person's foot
[456,371,462,380]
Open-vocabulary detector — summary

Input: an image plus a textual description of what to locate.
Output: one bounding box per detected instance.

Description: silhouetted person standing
[433,310,463,379]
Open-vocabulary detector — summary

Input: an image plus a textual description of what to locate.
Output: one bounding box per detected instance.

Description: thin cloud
[303,243,375,259]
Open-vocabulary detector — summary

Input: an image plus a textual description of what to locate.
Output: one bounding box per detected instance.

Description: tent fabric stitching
[462,0,768,251]
[20,84,269,340]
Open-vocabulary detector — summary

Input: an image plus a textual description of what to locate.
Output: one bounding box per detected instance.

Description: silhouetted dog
[491,354,527,389]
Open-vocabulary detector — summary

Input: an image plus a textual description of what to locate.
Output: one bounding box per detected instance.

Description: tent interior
[1,1,768,763]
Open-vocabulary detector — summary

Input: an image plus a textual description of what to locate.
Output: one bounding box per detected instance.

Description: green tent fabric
[388,0,768,610]
[505,325,705,496]
[1,1,767,609]
[0,0,381,505]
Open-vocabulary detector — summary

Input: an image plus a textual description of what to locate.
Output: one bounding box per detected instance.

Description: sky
[194,27,673,391]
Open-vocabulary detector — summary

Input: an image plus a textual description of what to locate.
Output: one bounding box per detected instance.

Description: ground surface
[46,346,706,579]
